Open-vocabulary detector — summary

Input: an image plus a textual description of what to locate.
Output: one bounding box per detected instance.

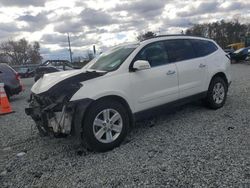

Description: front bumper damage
[25,94,92,139]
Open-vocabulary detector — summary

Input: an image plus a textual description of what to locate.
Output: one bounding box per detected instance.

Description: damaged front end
[25,78,91,139]
[25,93,75,136]
[25,70,105,138]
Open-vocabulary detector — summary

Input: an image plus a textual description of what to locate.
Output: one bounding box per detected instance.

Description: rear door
[164,39,207,98]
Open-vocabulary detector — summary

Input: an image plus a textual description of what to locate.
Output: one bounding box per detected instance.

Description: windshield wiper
[86,69,107,73]
[85,68,99,73]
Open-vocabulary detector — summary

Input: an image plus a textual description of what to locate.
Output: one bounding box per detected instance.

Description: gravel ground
[0,64,250,188]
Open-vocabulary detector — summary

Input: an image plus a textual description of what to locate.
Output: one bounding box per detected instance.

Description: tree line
[138,20,250,49]
[186,20,250,48]
[0,38,42,65]
[1,20,249,65]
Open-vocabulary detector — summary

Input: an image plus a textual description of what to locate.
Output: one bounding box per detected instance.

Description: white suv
[26,35,231,152]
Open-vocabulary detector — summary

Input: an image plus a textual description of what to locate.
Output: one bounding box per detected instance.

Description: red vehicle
[0,63,23,98]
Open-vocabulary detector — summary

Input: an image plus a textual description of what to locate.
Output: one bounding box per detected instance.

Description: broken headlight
[40,82,83,104]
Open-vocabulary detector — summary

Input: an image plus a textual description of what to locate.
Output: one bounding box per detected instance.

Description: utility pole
[67,33,73,63]
[93,45,96,56]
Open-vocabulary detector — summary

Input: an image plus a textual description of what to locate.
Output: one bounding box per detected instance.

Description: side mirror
[133,60,151,71]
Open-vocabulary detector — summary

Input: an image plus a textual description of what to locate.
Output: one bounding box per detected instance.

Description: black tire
[205,76,228,109]
[82,99,129,152]
[53,133,68,138]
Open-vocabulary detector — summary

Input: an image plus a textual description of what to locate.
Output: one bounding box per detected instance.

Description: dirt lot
[0,64,250,188]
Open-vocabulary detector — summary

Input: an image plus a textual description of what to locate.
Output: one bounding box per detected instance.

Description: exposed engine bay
[25,69,105,137]
[26,94,74,136]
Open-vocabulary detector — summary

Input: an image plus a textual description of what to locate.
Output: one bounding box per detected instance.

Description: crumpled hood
[31,69,105,94]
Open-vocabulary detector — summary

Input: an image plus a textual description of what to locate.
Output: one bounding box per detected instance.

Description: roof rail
[142,34,208,41]
[153,34,187,38]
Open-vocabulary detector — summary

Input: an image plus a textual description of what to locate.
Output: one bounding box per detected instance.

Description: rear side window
[0,64,15,74]
[191,39,218,57]
[164,40,196,63]
[134,41,169,67]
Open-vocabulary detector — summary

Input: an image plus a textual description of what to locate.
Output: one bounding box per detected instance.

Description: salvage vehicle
[226,43,245,51]
[229,47,250,62]
[0,63,23,98]
[25,35,231,152]
[17,67,35,78]
[34,60,80,81]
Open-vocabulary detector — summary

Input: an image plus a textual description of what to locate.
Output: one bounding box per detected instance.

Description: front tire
[82,99,129,152]
[205,77,228,109]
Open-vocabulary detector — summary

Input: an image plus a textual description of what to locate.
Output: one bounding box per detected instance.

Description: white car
[26,35,231,152]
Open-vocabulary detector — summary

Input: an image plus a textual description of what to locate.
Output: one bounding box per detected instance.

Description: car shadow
[17,101,208,157]
[133,100,205,130]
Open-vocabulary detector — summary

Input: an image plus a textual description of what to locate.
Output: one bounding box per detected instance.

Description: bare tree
[0,53,9,63]
[186,20,250,48]
[137,31,157,41]
[30,42,42,64]
[0,38,42,65]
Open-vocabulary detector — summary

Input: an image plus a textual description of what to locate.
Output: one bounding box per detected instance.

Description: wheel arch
[205,72,228,109]
[210,72,228,88]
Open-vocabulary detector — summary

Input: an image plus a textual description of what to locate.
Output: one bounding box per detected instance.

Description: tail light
[15,73,20,81]
[15,73,24,91]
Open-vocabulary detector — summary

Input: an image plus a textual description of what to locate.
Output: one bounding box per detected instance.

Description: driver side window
[135,41,169,67]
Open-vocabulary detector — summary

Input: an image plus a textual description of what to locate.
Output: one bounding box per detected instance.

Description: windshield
[88,44,138,71]
[19,68,28,73]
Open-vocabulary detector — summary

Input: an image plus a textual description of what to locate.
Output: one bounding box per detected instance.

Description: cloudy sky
[0,0,249,60]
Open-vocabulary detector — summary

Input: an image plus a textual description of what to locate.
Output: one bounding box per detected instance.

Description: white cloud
[0,0,249,60]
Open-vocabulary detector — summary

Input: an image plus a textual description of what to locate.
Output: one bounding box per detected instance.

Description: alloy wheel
[212,82,225,104]
[93,109,123,143]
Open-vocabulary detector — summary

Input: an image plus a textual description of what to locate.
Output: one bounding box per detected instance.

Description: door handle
[199,63,206,68]
[166,70,176,75]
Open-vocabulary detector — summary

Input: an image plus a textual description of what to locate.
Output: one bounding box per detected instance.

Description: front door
[130,41,179,113]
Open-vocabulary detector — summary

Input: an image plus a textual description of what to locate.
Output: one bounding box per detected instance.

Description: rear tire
[205,77,228,109]
[82,99,129,152]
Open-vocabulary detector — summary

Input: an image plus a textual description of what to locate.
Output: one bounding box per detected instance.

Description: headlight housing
[40,82,83,104]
